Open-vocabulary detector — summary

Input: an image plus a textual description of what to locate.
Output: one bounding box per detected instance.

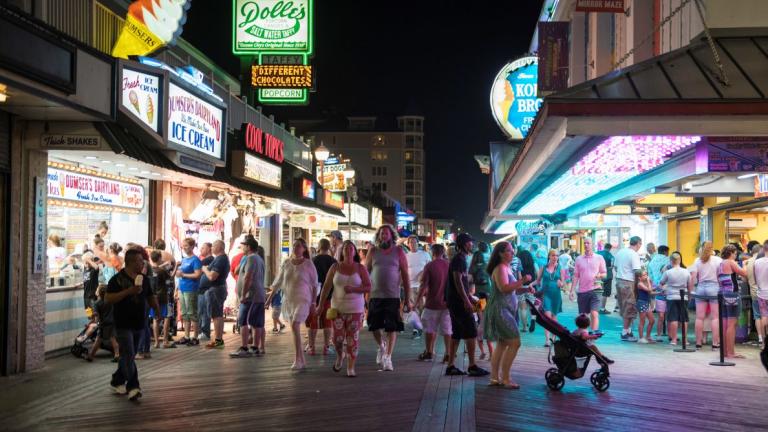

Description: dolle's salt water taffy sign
[233,0,313,54]
[167,83,224,160]
[490,56,543,141]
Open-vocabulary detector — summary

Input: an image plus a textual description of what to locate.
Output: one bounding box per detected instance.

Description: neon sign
[490,56,542,140]
[112,0,192,59]
[168,83,224,160]
[233,0,314,54]
[517,135,701,215]
[243,123,284,163]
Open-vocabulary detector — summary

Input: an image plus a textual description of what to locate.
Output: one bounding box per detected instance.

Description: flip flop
[501,381,521,389]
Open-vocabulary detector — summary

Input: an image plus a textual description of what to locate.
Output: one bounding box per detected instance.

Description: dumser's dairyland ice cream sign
[233,0,313,54]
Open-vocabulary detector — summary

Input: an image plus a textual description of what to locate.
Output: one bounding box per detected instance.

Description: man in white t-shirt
[406,235,431,311]
[614,236,643,342]
[752,255,768,343]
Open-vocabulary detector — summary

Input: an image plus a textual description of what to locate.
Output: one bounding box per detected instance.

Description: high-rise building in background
[293,113,426,218]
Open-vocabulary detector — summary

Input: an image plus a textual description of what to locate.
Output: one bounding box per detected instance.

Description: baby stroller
[526,299,611,392]
[70,322,98,358]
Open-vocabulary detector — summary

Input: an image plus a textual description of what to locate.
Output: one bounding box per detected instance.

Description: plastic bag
[406,310,423,331]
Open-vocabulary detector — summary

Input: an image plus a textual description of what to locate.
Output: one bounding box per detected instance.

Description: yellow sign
[636,194,694,205]
[251,65,313,88]
[604,205,631,214]
[112,0,192,59]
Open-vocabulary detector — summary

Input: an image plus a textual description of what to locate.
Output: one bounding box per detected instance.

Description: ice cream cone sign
[146,95,154,124]
[112,0,191,59]
[129,90,140,114]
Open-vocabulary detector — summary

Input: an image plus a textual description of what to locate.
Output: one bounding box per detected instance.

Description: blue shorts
[208,285,227,319]
[238,302,265,328]
[752,298,762,320]
[149,303,172,319]
[722,292,741,319]
[637,299,651,313]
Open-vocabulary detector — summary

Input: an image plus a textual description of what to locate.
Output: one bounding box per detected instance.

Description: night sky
[183,1,545,241]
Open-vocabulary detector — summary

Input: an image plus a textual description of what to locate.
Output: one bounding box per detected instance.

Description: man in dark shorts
[445,233,489,377]
[105,249,159,401]
[230,235,266,357]
[202,240,230,349]
[597,243,615,314]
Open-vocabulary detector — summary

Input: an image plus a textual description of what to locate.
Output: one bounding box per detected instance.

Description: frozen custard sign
[490,56,543,140]
[168,83,223,159]
[233,0,313,54]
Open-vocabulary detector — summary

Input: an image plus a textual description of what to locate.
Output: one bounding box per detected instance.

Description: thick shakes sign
[233,0,313,54]
[490,56,543,140]
[167,83,224,160]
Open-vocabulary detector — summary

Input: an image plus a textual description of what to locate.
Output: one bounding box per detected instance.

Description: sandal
[501,381,521,389]
[488,379,503,387]
[712,345,721,351]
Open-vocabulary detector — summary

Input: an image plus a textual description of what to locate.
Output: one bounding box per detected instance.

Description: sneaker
[190,338,200,346]
[376,347,383,365]
[418,351,433,361]
[198,334,210,341]
[128,388,142,401]
[111,384,127,395]
[280,324,286,330]
[272,328,279,333]
[598,309,610,315]
[176,337,189,345]
[382,355,394,371]
[621,333,638,342]
[590,330,605,337]
[638,338,649,344]
[205,339,224,349]
[229,347,252,358]
[250,346,261,357]
[445,365,466,376]
[603,357,615,365]
[467,365,490,377]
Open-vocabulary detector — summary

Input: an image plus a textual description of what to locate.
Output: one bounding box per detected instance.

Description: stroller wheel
[545,368,564,391]
[591,371,610,392]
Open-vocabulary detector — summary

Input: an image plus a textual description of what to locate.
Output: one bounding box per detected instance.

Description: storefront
[339,202,377,246]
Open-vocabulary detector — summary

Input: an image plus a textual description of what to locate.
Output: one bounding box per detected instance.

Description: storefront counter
[45,283,87,353]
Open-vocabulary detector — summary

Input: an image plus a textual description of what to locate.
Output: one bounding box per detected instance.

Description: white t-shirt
[558,253,573,270]
[660,267,690,300]
[753,257,768,300]
[406,250,431,288]
[614,247,642,281]
[689,256,723,284]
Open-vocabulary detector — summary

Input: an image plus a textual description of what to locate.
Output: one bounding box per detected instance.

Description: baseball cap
[328,230,343,240]
[456,233,474,247]
[240,235,258,251]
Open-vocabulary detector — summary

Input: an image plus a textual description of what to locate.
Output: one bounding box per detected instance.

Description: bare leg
[183,320,191,339]
[308,328,317,354]
[323,327,332,352]
[724,318,737,357]
[695,302,706,345]
[373,329,383,346]
[424,332,436,354]
[591,310,599,332]
[443,335,452,360]
[500,338,521,385]
[656,312,666,337]
[645,313,655,340]
[489,340,505,382]
[668,321,679,344]
[162,318,171,344]
[152,319,160,348]
[191,320,199,340]
[638,313,646,339]
[465,338,477,367]
[213,317,224,341]
[291,321,304,367]
[110,336,119,358]
[241,324,250,348]
[710,301,720,346]
[386,331,397,356]
[447,338,459,367]
[543,311,553,345]
[88,336,102,360]
[756,313,766,342]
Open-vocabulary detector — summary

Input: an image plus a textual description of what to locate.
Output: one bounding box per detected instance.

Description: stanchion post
[709,292,735,367]
[674,289,695,353]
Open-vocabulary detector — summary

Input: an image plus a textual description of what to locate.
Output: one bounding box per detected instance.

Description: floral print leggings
[333,313,363,361]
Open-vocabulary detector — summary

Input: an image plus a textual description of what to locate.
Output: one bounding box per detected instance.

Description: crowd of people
[79,222,768,402]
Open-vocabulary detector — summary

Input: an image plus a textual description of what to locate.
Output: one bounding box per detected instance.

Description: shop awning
[485,28,768,233]
[97,122,345,219]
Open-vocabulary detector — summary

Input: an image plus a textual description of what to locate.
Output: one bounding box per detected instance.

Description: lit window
[405,151,412,161]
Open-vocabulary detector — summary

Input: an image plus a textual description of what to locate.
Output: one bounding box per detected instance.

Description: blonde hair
[700,241,713,263]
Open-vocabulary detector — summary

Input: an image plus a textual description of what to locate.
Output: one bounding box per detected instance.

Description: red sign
[575,0,625,13]
[243,123,284,163]
[322,189,344,209]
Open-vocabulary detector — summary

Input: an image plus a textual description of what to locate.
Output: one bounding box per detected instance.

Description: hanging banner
[233,0,313,54]
[706,137,768,172]
[167,83,224,160]
[575,0,625,13]
[490,56,542,140]
[112,0,192,59]
[47,167,145,210]
[231,150,282,188]
[537,22,570,92]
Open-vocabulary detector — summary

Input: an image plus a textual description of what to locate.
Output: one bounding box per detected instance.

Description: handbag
[326,307,338,320]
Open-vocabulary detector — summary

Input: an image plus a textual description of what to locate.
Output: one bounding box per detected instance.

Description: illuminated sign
[515,220,549,235]
[232,151,281,188]
[490,56,542,140]
[242,122,284,163]
[371,207,383,227]
[397,211,416,223]
[112,0,192,59]
[635,194,694,205]
[517,136,701,215]
[168,83,224,160]
[756,175,768,198]
[121,68,160,132]
[233,0,313,54]
[251,65,312,88]
[317,163,349,192]
[604,205,631,215]
[47,167,144,210]
[301,178,315,200]
[343,203,369,226]
[575,0,625,13]
[320,189,344,209]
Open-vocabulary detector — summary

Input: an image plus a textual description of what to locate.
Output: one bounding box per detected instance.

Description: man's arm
[452,270,472,312]
[398,249,412,305]
[201,259,220,282]
[596,256,607,280]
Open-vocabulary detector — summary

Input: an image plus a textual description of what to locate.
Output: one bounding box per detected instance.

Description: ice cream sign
[112,0,192,59]
[233,0,313,54]
[47,167,145,210]
[167,83,224,160]
[490,56,543,140]
[122,68,160,132]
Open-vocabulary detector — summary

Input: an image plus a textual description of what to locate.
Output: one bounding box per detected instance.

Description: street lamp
[314,141,330,187]
[344,164,357,242]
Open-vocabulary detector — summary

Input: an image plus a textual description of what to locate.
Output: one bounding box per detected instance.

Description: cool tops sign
[233,0,313,54]
[167,82,224,160]
[490,56,543,140]
[47,167,145,210]
[122,68,160,132]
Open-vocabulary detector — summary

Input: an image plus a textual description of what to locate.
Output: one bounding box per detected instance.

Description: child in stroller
[526,299,612,392]
[79,286,118,362]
